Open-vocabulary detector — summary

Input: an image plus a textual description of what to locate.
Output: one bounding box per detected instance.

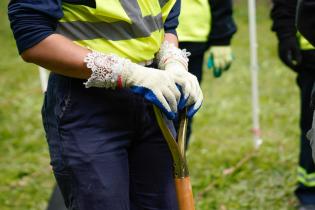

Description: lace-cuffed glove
[84,51,180,120]
[156,41,203,118]
[207,46,233,78]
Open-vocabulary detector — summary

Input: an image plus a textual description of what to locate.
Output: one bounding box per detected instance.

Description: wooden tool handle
[175,177,195,210]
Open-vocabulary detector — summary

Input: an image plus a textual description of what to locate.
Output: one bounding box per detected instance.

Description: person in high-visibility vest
[296,0,315,47]
[271,1,315,209]
[8,0,203,209]
[176,0,237,145]
[296,0,315,198]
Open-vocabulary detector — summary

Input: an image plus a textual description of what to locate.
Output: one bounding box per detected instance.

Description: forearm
[208,0,237,45]
[271,0,298,39]
[22,32,178,78]
[164,0,180,37]
[164,33,179,47]
[21,34,91,79]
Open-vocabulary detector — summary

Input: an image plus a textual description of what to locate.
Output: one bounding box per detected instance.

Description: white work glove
[84,51,180,120]
[207,46,233,78]
[157,41,203,118]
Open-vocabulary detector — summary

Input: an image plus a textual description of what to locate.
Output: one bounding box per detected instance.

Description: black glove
[278,36,302,72]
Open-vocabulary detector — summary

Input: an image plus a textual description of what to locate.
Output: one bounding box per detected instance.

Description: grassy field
[0,0,301,209]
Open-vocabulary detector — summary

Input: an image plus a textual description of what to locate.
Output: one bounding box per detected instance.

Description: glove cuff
[84,51,131,89]
[156,41,190,70]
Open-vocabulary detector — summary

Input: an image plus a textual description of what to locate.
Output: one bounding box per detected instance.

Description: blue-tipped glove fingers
[122,62,181,120]
[164,61,203,118]
[157,41,203,118]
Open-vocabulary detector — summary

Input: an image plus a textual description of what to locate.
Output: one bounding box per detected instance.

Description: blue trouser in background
[295,66,315,205]
[42,73,178,210]
[178,42,207,148]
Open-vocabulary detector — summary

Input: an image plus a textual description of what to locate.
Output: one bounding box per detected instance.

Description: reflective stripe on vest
[298,33,315,50]
[177,0,211,42]
[57,0,176,63]
[57,14,163,41]
[298,166,315,187]
[159,0,168,7]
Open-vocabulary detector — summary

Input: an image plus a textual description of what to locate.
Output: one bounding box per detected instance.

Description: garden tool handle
[175,177,195,210]
[175,109,195,210]
[153,106,195,210]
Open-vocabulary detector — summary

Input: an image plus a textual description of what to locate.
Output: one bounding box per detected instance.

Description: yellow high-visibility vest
[57,0,176,63]
[298,33,315,50]
[298,166,315,187]
[177,0,211,42]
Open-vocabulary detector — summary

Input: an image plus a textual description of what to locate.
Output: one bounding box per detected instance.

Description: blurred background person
[296,0,315,47]
[296,0,315,167]
[176,0,237,146]
[271,0,315,209]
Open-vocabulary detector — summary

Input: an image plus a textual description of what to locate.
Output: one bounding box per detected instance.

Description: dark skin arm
[21,33,178,79]
[21,34,91,79]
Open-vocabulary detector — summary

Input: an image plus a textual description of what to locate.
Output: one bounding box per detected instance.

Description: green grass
[0,0,302,209]
[0,1,54,209]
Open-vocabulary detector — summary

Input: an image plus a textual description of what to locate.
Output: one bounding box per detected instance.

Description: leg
[46,185,67,210]
[42,74,139,210]
[129,100,178,210]
[308,94,315,164]
[295,69,315,205]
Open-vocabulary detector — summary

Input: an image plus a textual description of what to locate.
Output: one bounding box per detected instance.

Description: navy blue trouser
[178,42,207,147]
[295,68,315,205]
[42,73,178,210]
[46,185,67,210]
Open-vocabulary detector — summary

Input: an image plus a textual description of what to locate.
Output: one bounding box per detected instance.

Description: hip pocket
[50,74,73,124]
